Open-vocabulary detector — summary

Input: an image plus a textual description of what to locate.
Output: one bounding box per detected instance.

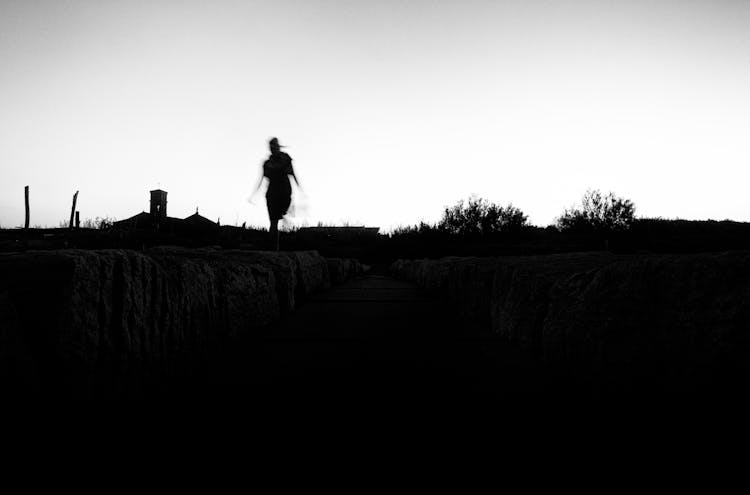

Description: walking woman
[253,137,299,250]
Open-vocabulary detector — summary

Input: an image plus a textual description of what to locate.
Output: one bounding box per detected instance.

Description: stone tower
[150,189,168,219]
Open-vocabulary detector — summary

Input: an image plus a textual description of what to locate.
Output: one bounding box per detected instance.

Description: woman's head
[269,137,282,153]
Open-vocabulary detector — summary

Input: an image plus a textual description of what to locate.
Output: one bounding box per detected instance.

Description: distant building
[113,189,220,236]
[112,190,379,244]
[150,189,168,219]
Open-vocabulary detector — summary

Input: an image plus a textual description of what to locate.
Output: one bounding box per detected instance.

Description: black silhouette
[254,137,299,250]
[556,189,635,233]
[114,189,227,236]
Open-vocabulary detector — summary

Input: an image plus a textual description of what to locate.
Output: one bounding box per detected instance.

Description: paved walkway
[255,275,457,386]
[195,275,531,405]
[179,275,727,411]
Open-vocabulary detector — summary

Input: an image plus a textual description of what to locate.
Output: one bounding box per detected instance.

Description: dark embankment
[391,251,750,398]
[0,248,361,399]
[7,218,750,265]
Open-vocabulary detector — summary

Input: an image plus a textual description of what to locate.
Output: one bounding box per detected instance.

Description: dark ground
[168,274,509,404]
[5,221,750,408]
[6,218,750,262]
[158,272,741,412]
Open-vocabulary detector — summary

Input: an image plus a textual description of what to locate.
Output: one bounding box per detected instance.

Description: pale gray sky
[1,0,749,229]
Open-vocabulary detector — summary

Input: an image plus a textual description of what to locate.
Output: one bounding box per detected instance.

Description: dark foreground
[181,275,499,404]
[4,247,748,412]
[165,274,745,411]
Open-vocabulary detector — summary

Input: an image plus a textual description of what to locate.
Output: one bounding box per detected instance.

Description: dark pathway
[195,275,538,406]
[255,275,462,390]
[181,276,688,409]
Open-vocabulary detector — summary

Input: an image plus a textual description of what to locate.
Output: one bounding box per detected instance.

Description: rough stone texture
[542,252,750,370]
[327,257,364,286]
[148,247,298,314]
[0,249,277,396]
[224,250,298,313]
[391,251,750,374]
[0,247,363,397]
[390,257,463,292]
[391,256,605,332]
[491,253,616,353]
[283,251,331,299]
[147,248,357,311]
[391,253,617,340]
[445,257,503,329]
[390,257,500,330]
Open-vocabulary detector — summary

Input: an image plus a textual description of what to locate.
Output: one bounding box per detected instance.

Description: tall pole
[69,191,78,230]
[24,186,29,229]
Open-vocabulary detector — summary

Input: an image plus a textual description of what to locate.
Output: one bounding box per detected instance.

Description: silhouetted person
[254,137,299,250]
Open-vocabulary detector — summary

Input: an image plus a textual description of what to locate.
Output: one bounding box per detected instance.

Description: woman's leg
[269,218,279,251]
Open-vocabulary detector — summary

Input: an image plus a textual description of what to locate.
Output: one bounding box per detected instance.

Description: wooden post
[75,211,80,229]
[69,191,78,229]
[24,186,29,229]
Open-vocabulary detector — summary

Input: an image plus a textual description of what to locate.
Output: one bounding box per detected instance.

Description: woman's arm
[249,167,265,203]
[289,159,300,188]
[291,168,300,187]
[253,174,264,193]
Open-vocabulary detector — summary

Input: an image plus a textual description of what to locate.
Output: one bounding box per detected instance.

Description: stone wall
[327,257,365,286]
[391,252,750,374]
[0,248,359,397]
[542,253,750,369]
[390,256,500,328]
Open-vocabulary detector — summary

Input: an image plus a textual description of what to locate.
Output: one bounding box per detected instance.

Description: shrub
[81,216,116,230]
[556,189,635,233]
[390,221,438,236]
[437,196,528,235]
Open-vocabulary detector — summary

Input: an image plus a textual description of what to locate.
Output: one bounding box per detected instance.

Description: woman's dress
[263,151,294,221]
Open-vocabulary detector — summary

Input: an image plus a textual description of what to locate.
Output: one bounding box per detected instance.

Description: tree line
[394,189,637,236]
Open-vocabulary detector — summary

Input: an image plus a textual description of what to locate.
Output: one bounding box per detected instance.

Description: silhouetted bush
[556,189,635,233]
[82,216,116,230]
[437,197,528,235]
[390,221,438,236]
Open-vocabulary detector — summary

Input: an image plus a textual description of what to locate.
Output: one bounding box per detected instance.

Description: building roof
[183,212,218,226]
[113,211,218,231]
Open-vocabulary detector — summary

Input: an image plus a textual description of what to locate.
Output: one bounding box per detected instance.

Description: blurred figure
[253,137,299,250]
